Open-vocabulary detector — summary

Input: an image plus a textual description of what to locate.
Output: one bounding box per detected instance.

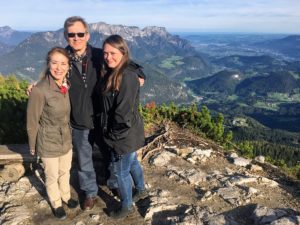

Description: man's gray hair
[63,16,90,39]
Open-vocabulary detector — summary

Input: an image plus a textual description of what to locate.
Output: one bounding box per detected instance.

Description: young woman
[97,35,148,219]
[27,47,78,219]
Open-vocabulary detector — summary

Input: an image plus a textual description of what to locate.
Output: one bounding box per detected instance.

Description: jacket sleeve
[128,61,146,79]
[107,72,139,141]
[26,87,45,151]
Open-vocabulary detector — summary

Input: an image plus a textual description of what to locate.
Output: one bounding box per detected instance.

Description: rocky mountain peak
[0,26,14,37]
[0,26,32,45]
[89,22,170,41]
[142,26,168,37]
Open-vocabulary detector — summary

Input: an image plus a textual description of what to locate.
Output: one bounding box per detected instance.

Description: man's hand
[139,78,145,87]
[26,82,37,96]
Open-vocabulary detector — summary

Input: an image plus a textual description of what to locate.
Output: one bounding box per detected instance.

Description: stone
[192,148,213,158]
[232,157,251,167]
[247,187,258,195]
[146,204,213,225]
[229,152,238,158]
[91,214,100,221]
[258,177,279,187]
[145,204,179,222]
[167,167,207,185]
[217,187,240,200]
[270,217,298,225]
[247,164,263,172]
[149,150,178,167]
[225,167,234,175]
[0,163,25,183]
[229,175,257,185]
[0,204,31,225]
[255,155,265,163]
[177,147,194,157]
[187,158,197,164]
[206,214,239,225]
[251,205,289,225]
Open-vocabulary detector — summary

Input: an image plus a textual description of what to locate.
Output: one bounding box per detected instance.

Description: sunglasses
[67,32,86,38]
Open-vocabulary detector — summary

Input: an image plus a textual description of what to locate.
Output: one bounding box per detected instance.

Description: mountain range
[0,41,13,56]
[0,23,213,104]
[254,35,300,60]
[0,24,300,105]
[0,26,32,46]
[186,70,243,95]
[187,70,300,98]
[236,71,300,96]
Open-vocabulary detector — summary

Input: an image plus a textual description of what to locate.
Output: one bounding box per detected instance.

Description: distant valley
[183,33,300,155]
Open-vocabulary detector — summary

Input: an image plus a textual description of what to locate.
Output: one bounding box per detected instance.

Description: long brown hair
[101,35,130,92]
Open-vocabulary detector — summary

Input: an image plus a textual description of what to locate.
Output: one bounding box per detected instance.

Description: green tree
[238,141,254,158]
[0,75,28,144]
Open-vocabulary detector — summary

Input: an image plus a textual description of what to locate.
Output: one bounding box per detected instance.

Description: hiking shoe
[64,198,78,209]
[132,189,149,202]
[83,197,96,211]
[109,206,135,219]
[53,206,67,220]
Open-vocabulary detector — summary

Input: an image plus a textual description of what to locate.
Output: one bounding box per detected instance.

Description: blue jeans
[108,151,145,208]
[72,128,98,197]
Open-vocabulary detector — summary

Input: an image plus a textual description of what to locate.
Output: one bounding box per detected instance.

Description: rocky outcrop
[0,123,299,225]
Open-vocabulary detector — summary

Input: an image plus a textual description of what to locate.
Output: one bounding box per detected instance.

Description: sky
[1,0,300,34]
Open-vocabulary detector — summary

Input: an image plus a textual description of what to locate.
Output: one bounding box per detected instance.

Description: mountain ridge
[0,26,32,46]
[254,35,300,60]
[0,22,207,104]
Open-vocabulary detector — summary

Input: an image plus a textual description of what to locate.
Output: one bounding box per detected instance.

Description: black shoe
[109,206,135,219]
[132,189,149,202]
[53,207,66,220]
[64,198,78,209]
[110,188,120,199]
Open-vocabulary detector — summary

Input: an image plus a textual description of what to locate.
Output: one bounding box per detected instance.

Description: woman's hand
[30,149,36,155]
[26,82,37,96]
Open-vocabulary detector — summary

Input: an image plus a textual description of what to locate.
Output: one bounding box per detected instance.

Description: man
[63,16,101,210]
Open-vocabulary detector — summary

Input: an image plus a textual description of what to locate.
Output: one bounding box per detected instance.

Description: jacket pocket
[61,126,72,150]
[42,127,62,152]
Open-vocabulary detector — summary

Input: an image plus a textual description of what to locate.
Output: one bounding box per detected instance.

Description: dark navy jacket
[66,45,103,130]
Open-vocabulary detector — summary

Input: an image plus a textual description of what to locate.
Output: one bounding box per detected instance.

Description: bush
[0,75,28,144]
[140,101,232,145]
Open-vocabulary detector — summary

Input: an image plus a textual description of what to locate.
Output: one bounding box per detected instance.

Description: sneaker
[132,189,149,202]
[109,206,135,219]
[53,206,67,220]
[64,198,78,209]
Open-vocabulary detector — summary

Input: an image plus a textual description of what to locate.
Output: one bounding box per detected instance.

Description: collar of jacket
[45,74,62,92]
[65,44,92,62]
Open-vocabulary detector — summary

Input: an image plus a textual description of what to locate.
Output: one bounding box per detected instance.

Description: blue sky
[1,0,299,33]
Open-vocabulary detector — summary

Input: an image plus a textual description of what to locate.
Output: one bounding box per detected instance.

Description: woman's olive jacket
[26,75,72,158]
